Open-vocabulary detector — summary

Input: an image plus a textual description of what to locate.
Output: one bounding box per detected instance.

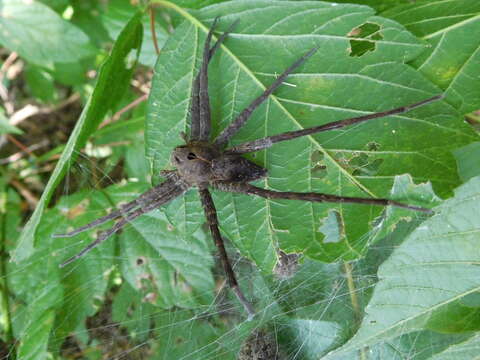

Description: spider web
[4,131,459,360]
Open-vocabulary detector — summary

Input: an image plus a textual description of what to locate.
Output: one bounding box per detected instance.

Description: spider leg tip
[59,260,70,268]
[307,46,320,57]
[409,205,434,214]
[212,15,220,27]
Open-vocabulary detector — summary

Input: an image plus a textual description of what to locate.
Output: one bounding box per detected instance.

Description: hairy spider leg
[226,94,444,154]
[198,17,218,141]
[190,18,238,141]
[199,188,255,318]
[52,202,136,239]
[214,182,433,213]
[56,178,188,267]
[60,210,137,267]
[52,177,183,238]
[214,47,319,146]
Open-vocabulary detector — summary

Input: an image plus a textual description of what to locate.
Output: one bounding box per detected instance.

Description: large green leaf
[429,334,480,360]
[326,175,480,357]
[11,11,143,262]
[454,141,480,182]
[0,0,96,69]
[382,0,480,114]
[322,0,412,12]
[146,0,478,270]
[120,196,215,308]
[332,330,471,360]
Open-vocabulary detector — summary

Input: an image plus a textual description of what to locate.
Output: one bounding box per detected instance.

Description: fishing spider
[54,18,441,318]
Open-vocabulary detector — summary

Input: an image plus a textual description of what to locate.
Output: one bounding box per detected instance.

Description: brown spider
[54,18,441,318]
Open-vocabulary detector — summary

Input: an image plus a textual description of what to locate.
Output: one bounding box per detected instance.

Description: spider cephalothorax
[55,17,442,318]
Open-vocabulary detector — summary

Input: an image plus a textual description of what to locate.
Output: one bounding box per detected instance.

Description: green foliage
[454,141,480,182]
[0,108,22,134]
[328,175,480,358]
[1,0,480,359]
[12,10,143,263]
[0,0,96,69]
[382,0,480,114]
[147,0,475,269]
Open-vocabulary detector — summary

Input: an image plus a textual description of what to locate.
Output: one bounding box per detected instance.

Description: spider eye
[174,156,182,163]
[187,152,197,160]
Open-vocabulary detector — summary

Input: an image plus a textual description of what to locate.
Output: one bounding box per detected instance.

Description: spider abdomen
[211,155,267,183]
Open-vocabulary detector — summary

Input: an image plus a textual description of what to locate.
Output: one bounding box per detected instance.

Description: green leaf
[323,0,412,13]
[0,0,96,69]
[429,334,480,360]
[8,215,64,360]
[282,319,341,359]
[327,175,480,356]
[70,0,111,47]
[24,65,57,104]
[12,11,143,262]
[101,0,169,67]
[151,308,237,359]
[111,282,155,342]
[16,310,56,360]
[166,0,230,9]
[454,141,480,183]
[332,330,471,359]
[382,0,480,114]
[0,108,22,134]
[38,0,68,13]
[8,184,119,356]
[50,191,116,346]
[368,174,441,242]
[119,201,215,308]
[145,0,478,270]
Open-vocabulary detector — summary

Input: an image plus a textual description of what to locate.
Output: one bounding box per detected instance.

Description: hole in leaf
[311,150,328,179]
[310,150,324,163]
[312,164,327,179]
[319,210,345,244]
[349,142,384,176]
[348,22,383,57]
[367,141,380,151]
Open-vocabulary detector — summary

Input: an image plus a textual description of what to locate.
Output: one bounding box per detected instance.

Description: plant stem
[149,7,161,55]
[344,261,367,360]
[0,188,15,354]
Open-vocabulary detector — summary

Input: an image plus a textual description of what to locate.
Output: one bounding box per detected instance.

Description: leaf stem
[149,7,161,55]
[344,261,367,360]
[0,189,15,356]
